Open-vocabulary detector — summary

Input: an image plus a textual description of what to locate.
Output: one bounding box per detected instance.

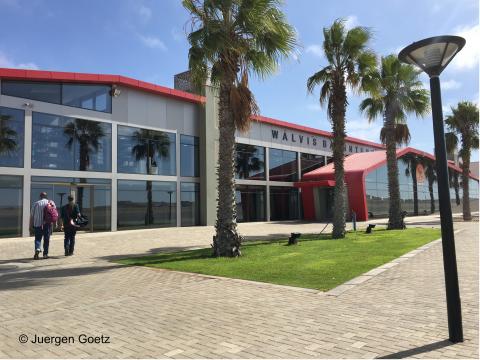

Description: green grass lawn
[116,227,440,291]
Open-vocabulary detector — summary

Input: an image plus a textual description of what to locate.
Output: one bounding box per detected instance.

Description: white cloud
[137,5,152,23]
[344,15,359,30]
[346,119,382,143]
[307,103,322,112]
[305,44,323,58]
[0,51,38,69]
[423,79,461,91]
[451,23,479,71]
[171,27,184,42]
[138,35,167,51]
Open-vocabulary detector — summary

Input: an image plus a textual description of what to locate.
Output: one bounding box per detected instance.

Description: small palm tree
[360,55,429,229]
[184,0,296,256]
[64,119,106,211]
[445,101,479,220]
[307,19,376,238]
[131,129,171,225]
[0,115,18,155]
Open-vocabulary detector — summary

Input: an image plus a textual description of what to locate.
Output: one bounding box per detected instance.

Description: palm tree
[445,101,479,220]
[183,0,296,256]
[0,114,18,155]
[131,129,171,225]
[448,168,461,206]
[64,119,106,211]
[360,55,429,229]
[307,19,376,238]
[235,144,264,179]
[402,153,420,216]
[420,157,437,214]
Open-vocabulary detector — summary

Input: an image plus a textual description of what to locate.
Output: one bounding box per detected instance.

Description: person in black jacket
[60,195,80,256]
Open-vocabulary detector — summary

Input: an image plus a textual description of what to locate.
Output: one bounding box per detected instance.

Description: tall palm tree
[307,19,376,238]
[360,55,429,229]
[64,119,106,211]
[183,0,296,256]
[0,114,18,155]
[445,101,479,221]
[131,129,171,225]
[402,153,420,216]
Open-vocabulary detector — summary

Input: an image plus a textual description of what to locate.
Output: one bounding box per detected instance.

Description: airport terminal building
[0,68,478,237]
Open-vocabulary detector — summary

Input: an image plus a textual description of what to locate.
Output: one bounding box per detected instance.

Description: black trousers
[64,228,77,254]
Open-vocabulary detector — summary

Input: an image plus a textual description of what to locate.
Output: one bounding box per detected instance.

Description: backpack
[43,201,59,224]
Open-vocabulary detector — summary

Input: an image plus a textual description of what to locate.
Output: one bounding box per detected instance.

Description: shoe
[65,250,69,256]
[43,254,49,259]
[33,250,40,260]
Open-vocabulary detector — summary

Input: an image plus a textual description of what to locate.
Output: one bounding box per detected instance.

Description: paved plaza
[0,216,478,358]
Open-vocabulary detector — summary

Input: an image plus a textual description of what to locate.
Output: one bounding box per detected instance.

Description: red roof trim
[252,114,384,149]
[0,68,206,105]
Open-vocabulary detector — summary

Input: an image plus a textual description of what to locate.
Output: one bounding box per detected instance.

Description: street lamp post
[399,35,465,343]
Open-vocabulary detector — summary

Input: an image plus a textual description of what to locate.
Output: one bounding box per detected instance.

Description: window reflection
[300,153,325,176]
[181,182,200,226]
[270,187,299,220]
[235,144,265,180]
[235,185,266,222]
[0,175,23,237]
[117,180,176,229]
[0,106,24,167]
[32,112,111,171]
[118,126,176,175]
[180,135,199,177]
[269,148,297,182]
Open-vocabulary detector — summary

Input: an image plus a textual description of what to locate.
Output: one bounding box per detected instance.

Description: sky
[0,0,478,160]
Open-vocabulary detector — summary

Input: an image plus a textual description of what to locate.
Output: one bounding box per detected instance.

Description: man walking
[30,192,57,259]
[61,195,80,256]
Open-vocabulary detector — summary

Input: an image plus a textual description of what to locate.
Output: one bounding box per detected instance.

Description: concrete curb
[325,229,463,297]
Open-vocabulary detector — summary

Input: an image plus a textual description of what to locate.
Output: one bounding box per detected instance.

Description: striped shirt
[30,199,56,227]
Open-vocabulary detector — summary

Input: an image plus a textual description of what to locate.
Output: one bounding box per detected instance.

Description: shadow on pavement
[377,339,453,359]
[0,264,124,291]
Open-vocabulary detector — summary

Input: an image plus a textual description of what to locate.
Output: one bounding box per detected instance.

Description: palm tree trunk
[461,148,472,221]
[428,177,435,214]
[331,84,347,239]
[411,163,418,216]
[78,144,88,212]
[453,173,461,206]
[213,82,241,257]
[384,115,403,229]
[146,155,154,225]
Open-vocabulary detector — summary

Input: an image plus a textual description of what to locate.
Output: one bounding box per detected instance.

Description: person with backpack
[60,195,81,256]
[30,192,58,260]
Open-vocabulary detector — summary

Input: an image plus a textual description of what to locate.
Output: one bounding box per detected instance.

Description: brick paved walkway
[0,217,477,358]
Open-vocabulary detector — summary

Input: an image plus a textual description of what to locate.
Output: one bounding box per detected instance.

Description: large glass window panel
[235,185,266,222]
[1,80,61,104]
[0,106,24,167]
[269,148,298,182]
[32,112,111,171]
[235,143,265,180]
[180,135,199,177]
[117,180,176,229]
[62,84,112,113]
[301,153,325,177]
[181,182,200,226]
[269,186,299,221]
[0,175,23,237]
[117,126,176,175]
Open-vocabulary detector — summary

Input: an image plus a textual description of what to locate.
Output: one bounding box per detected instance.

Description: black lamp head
[398,35,465,77]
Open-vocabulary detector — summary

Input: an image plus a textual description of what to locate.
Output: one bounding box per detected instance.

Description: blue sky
[0,0,478,159]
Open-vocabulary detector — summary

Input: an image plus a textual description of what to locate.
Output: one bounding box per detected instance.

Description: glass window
[180,135,199,177]
[2,80,61,104]
[0,175,23,237]
[117,180,176,229]
[269,148,298,182]
[32,112,112,172]
[270,186,299,220]
[301,153,325,176]
[118,126,176,175]
[235,143,265,180]
[62,84,112,113]
[181,182,200,226]
[0,106,24,167]
[235,185,266,222]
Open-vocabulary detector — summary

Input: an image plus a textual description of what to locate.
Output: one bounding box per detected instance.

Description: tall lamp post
[399,35,465,343]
